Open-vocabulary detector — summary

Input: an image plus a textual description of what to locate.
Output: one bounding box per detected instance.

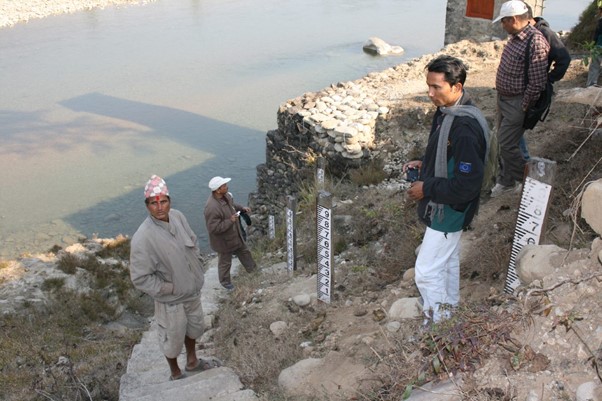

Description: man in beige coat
[130,175,219,381]
[204,176,257,290]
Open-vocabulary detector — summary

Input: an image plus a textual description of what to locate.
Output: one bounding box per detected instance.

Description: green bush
[567,1,599,49]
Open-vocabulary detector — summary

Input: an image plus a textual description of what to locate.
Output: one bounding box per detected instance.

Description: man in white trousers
[404,55,489,323]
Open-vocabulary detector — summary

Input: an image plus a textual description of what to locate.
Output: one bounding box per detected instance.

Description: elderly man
[204,176,257,290]
[130,175,218,381]
[403,55,489,323]
[519,2,571,160]
[490,0,549,197]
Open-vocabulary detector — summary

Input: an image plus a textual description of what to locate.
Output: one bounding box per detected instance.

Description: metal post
[504,157,557,294]
[286,196,297,272]
[317,190,334,303]
[268,215,275,240]
[316,157,326,190]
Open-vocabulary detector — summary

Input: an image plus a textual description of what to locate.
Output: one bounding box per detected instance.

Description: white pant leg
[414,227,462,322]
[445,235,461,307]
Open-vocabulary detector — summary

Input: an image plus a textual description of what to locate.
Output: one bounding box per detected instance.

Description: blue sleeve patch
[458,162,472,173]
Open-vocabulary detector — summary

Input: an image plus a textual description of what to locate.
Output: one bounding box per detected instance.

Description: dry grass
[366,303,523,401]
[0,292,141,401]
[537,117,602,249]
[212,272,307,395]
[0,240,144,401]
[333,186,422,291]
[349,158,386,186]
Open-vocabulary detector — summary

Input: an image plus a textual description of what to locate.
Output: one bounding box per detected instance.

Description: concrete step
[119,256,257,401]
[120,366,250,401]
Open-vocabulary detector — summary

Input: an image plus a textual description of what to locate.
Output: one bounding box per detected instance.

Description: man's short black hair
[145,195,171,205]
[426,55,467,86]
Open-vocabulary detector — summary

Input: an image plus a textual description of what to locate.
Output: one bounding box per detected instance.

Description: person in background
[490,0,549,197]
[204,176,257,290]
[519,2,571,160]
[587,6,602,87]
[130,175,219,381]
[403,55,488,323]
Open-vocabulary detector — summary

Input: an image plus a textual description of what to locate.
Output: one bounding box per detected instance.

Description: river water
[0,0,588,259]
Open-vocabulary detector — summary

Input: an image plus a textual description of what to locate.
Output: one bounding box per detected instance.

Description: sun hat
[208,176,231,191]
[492,0,528,23]
[144,175,169,198]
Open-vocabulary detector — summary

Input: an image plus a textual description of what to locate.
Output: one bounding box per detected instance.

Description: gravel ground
[0,0,155,29]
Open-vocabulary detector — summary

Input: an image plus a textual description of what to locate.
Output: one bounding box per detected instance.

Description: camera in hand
[406,167,419,183]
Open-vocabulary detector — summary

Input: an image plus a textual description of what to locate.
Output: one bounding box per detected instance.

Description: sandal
[169,372,185,381]
[185,357,222,372]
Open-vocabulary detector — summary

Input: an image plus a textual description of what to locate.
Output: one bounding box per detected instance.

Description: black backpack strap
[523,33,533,87]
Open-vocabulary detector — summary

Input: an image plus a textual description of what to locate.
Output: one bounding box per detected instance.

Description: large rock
[582,179,602,236]
[388,297,421,319]
[278,351,369,399]
[556,86,602,107]
[516,244,566,285]
[362,37,404,56]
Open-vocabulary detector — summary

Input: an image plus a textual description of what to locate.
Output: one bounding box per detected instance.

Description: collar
[149,213,169,225]
[513,23,534,41]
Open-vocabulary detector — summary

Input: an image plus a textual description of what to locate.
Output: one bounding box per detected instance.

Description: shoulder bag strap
[524,33,533,87]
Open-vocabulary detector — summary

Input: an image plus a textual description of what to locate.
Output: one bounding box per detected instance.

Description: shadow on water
[59,93,265,250]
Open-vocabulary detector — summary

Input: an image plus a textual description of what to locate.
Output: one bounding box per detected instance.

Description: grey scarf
[426,105,490,224]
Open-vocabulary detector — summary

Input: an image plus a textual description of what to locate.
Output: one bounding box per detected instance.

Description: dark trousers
[217,243,256,286]
[497,94,527,186]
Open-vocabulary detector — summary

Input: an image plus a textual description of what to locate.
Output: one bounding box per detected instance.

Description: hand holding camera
[406,166,420,183]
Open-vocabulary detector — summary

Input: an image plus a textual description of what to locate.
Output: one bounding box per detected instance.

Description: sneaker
[490,182,520,198]
[222,283,235,291]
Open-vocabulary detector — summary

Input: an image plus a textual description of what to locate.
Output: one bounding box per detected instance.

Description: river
[0,0,589,259]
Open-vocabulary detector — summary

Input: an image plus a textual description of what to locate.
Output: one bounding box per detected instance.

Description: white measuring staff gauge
[286,196,297,272]
[268,215,275,240]
[317,201,333,303]
[504,174,553,293]
[286,207,295,272]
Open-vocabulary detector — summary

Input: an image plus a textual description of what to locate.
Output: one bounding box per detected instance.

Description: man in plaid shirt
[491,0,549,197]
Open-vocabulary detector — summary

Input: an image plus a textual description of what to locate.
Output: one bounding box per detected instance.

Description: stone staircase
[119,258,258,401]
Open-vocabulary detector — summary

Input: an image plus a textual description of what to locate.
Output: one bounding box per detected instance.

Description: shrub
[56,253,79,274]
[349,158,386,186]
[97,235,130,259]
[41,277,65,292]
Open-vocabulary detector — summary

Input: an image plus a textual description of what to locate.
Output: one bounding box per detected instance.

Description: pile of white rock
[284,82,390,160]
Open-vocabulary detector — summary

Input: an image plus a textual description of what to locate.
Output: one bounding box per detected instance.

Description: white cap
[492,0,528,23]
[208,176,231,191]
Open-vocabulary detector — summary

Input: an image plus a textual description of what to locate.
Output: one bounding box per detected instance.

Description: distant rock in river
[362,37,404,56]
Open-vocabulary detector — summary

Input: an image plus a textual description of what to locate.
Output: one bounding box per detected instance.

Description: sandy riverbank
[0,0,155,28]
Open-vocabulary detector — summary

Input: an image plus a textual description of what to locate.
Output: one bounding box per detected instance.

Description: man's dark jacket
[417,91,487,233]
[533,17,571,83]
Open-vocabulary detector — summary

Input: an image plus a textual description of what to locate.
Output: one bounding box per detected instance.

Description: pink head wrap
[144,175,169,198]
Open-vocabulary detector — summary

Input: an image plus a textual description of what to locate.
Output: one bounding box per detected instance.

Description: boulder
[362,37,404,56]
[582,179,602,236]
[516,244,565,285]
[388,297,421,320]
[278,351,368,399]
[270,321,288,337]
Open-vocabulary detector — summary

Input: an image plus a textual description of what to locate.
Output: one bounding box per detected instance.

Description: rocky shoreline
[0,0,155,29]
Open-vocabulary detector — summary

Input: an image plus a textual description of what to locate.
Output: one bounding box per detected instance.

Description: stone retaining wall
[247,81,390,234]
